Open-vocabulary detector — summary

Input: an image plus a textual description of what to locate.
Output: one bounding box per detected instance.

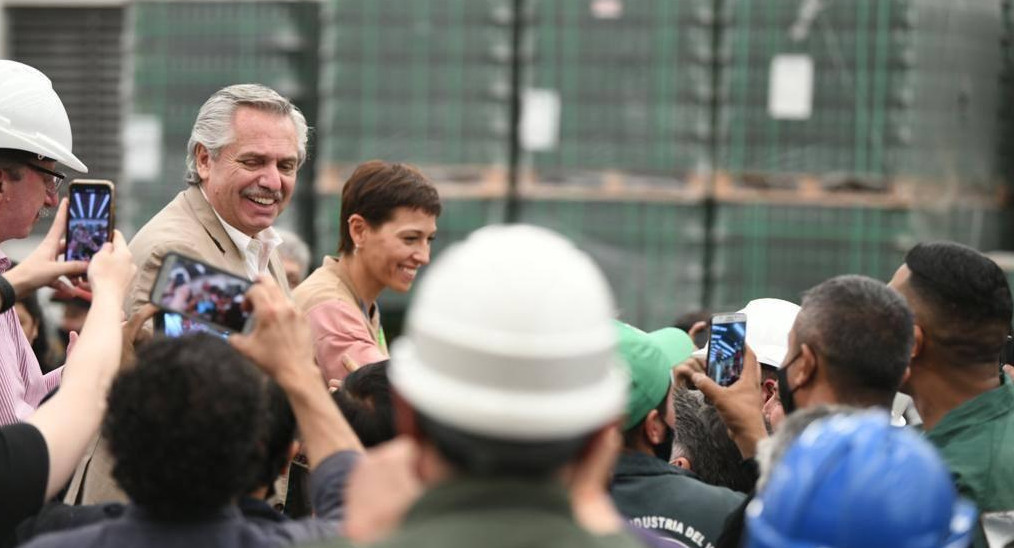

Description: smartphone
[1000,335,1014,370]
[150,253,252,333]
[65,180,115,262]
[707,313,748,387]
[154,311,230,339]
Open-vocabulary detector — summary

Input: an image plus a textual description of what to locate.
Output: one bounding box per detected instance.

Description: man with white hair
[125,83,308,315]
[68,84,308,506]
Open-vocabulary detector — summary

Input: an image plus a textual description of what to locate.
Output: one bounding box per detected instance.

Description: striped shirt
[0,252,62,425]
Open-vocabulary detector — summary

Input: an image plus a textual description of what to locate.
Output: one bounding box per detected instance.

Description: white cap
[390,224,628,441]
[0,60,87,173]
[738,298,800,368]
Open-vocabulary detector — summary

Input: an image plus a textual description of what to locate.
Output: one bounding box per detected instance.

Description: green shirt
[926,373,1014,547]
[362,476,646,548]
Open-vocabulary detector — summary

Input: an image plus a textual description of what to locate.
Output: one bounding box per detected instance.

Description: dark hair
[249,379,296,496]
[331,360,394,447]
[671,388,755,493]
[104,335,266,520]
[338,160,441,254]
[15,290,56,373]
[904,241,1013,364]
[0,148,35,180]
[416,413,592,478]
[796,275,914,408]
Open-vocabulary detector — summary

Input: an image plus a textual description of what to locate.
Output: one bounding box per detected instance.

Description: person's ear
[348,214,369,249]
[671,456,692,471]
[761,378,778,400]
[644,409,667,446]
[911,325,925,360]
[393,392,422,441]
[796,343,819,387]
[195,143,212,181]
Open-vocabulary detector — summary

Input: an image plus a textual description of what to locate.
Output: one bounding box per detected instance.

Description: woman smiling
[293,160,441,381]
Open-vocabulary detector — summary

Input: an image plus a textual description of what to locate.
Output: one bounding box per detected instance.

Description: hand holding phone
[65,180,115,263]
[707,313,747,387]
[150,253,252,334]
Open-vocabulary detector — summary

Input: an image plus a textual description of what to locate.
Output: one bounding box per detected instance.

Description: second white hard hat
[390,224,628,441]
[738,298,801,368]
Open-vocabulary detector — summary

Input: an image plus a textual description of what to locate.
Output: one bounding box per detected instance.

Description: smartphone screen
[707,313,747,387]
[155,312,231,339]
[150,253,252,333]
[65,181,114,262]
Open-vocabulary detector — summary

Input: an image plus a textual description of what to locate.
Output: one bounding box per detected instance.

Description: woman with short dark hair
[293,160,441,382]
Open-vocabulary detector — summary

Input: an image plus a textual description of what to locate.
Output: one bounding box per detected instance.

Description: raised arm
[26,230,138,498]
[231,275,364,468]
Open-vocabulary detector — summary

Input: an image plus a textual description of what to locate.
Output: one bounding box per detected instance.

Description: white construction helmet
[0,60,87,173]
[738,298,801,368]
[390,224,628,441]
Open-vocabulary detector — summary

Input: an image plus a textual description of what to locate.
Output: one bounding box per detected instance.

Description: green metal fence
[721,0,1003,188]
[319,0,512,166]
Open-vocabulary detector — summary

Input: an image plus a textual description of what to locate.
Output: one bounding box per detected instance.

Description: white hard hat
[738,298,800,368]
[0,61,87,173]
[390,224,628,441]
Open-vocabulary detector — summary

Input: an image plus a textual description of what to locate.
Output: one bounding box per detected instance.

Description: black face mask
[653,425,675,462]
[777,352,802,416]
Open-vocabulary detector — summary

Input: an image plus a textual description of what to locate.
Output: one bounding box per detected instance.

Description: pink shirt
[306,299,388,381]
[0,252,62,425]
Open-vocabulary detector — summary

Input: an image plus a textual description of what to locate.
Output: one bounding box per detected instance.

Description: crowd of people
[0,58,1012,548]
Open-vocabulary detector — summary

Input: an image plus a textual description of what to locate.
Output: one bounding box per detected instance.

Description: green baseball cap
[615,321,695,430]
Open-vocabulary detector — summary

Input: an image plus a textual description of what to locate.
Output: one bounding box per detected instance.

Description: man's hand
[691,346,769,459]
[86,230,135,299]
[120,304,159,370]
[672,353,707,390]
[343,437,423,543]
[4,199,87,297]
[567,424,625,535]
[230,275,316,385]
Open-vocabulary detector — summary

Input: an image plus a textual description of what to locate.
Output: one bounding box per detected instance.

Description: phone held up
[65,180,115,263]
[707,312,748,387]
[149,252,253,335]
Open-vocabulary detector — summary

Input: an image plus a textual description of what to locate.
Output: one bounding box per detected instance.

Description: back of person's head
[795,275,913,407]
[248,379,296,496]
[901,241,1013,365]
[671,388,755,493]
[747,409,977,548]
[331,360,395,447]
[389,225,627,477]
[104,334,267,520]
[615,321,693,461]
[338,160,442,254]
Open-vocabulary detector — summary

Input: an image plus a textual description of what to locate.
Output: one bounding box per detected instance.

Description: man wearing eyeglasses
[0,60,90,426]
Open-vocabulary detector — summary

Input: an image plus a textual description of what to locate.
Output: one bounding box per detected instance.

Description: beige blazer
[126,184,290,316]
[65,184,292,506]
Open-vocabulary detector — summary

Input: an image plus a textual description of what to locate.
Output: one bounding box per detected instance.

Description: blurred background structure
[3,0,1013,334]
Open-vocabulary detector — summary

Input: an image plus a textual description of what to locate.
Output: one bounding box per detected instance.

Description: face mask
[653,425,675,462]
[777,352,802,416]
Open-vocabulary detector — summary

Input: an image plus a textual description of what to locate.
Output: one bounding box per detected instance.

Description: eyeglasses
[23,162,66,195]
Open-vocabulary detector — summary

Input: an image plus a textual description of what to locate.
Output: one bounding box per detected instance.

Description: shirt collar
[927,373,1014,443]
